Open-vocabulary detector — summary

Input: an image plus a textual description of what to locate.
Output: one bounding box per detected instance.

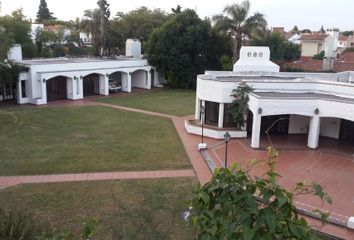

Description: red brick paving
[210,137,354,239]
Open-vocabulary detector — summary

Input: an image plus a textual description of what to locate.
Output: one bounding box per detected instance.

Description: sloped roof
[338,35,348,41]
[299,34,328,41]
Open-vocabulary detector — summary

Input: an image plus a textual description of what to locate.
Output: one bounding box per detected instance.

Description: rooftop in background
[299,34,328,41]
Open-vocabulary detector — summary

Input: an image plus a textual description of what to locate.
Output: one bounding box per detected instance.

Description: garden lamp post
[224,132,231,168]
[198,105,207,150]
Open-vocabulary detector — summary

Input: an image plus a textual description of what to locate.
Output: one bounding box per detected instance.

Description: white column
[99,75,109,95]
[67,78,74,100]
[127,73,132,92]
[41,80,47,104]
[147,70,151,89]
[218,103,224,128]
[251,113,261,149]
[17,80,22,104]
[195,97,200,120]
[307,115,321,149]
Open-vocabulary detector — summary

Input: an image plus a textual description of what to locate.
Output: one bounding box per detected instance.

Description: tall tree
[146,9,210,89]
[111,7,167,54]
[82,0,111,56]
[36,0,55,23]
[291,25,299,33]
[212,0,267,63]
[0,9,36,58]
[320,25,325,33]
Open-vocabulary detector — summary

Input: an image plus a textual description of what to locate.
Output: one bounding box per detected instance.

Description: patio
[207,135,354,238]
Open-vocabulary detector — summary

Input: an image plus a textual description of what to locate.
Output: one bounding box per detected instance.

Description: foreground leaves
[189,147,332,240]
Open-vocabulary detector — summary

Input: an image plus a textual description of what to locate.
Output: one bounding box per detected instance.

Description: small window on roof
[259,52,263,57]
[253,52,257,57]
[247,52,252,57]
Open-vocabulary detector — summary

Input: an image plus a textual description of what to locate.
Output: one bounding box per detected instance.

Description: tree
[229,83,252,128]
[36,0,55,23]
[146,9,210,89]
[171,5,182,14]
[320,25,325,33]
[313,51,325,60]
[291,25,299,33]
[111,7,167,53]
[212,0,267,63]
[0,9,36,58]
[342,30,353,37]
[82,0,111,56]
[189,147,332,239]
[97,0,111,56]
[253,32,301,62]
[283,42,301,62]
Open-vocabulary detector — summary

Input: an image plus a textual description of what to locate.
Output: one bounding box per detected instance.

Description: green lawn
[0,106,190,175]
[98,89,196,116]
[0,178,196,239]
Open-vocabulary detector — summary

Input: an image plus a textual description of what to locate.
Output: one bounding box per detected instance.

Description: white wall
[320,117,341,139]
[288,115,310,134]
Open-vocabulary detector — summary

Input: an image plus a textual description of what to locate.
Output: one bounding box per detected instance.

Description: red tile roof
[299,34,328,41]
[338,35,347,41]
[285,53,354,72]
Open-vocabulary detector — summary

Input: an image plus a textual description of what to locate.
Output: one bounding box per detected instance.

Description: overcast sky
[1,0,353,31]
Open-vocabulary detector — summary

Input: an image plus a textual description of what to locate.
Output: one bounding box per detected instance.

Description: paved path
[0,170,195,189]
[97,102,177,119]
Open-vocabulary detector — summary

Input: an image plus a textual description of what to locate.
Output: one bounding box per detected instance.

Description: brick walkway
[0,170,195,189]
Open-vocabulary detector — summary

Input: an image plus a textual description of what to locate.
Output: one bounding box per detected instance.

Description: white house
[186,46,354,149]
[8,41,163,105]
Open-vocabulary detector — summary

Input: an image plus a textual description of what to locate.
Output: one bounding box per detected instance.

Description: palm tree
[212,0,267,63]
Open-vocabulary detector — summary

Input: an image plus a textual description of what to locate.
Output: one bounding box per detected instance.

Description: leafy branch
[189,147,332,239]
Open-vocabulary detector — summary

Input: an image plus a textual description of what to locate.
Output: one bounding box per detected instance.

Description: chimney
[125,39,141,58]
[7,44,23,62]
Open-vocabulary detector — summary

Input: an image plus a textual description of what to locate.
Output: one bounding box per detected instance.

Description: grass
[0,178,196,239]
[97,88,196,116]
[0,106,190,176]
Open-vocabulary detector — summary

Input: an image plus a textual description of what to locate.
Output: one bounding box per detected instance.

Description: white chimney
[125,39,141,58]
[7,44,23,62]
[233,46,280,73]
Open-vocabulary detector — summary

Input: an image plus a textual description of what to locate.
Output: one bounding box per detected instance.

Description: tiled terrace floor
[209,135,354,239]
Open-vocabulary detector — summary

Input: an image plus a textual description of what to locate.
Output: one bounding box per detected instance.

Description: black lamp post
[200,105,205,144]
[224,132,231,168]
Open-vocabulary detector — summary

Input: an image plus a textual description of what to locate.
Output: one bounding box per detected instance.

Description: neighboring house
[79,32,93,46]
[299,34,328,56]
[284,51,354,72]
[286,33,301,44]
[30,23,44,42]
[338,35,348,51]
[186,46,354,151]
[347,35,354,48]
[5,40,163,105]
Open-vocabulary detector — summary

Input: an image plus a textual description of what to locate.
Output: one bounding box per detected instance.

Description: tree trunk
[232,36,242,64]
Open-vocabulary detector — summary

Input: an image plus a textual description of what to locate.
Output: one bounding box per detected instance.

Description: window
[21,80,26,98]
[253,52,257,57]
[247,52,252,57]
[205,101,219,126]
[259,52,263,57]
